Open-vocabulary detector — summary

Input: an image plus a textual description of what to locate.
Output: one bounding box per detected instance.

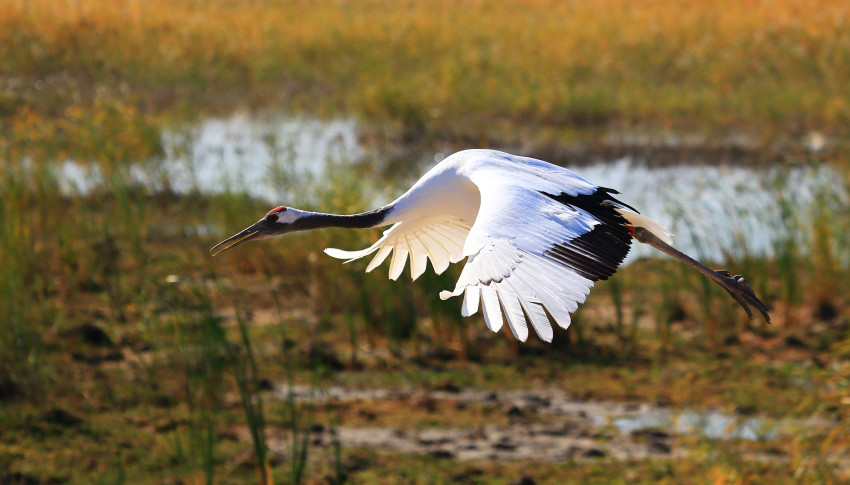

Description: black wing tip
[540,188,635,281]
[542,188,640,217]
[545,225,631,281]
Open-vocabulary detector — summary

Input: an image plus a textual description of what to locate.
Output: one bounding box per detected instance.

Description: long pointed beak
[210,221,267,256]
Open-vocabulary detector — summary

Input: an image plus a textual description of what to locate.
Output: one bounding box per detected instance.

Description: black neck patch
[294,205,392,231]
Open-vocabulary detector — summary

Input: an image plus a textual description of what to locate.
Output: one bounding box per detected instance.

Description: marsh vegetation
[2,1,850,483]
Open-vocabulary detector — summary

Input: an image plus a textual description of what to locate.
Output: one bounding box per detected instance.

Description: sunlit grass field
[2,0,850,483]
[3,0,850,159]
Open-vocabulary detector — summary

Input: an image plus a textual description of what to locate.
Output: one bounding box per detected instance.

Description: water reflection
[576,161,847,264]
[608,409,776,441]
[53,114,847,265]
[160,114,362,201]
[276,385,818,442]
[58,114,363,203]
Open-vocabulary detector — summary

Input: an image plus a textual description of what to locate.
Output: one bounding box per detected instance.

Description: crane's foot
[714,270,771,323]
[631,227,771,323]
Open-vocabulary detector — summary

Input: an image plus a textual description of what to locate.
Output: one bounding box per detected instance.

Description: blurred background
[2,0,849,483]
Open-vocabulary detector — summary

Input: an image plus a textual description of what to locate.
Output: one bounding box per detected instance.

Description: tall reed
[169,285,226,484]
[231,302,272,485]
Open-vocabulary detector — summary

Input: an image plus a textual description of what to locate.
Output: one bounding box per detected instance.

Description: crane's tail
[615,209,674,245]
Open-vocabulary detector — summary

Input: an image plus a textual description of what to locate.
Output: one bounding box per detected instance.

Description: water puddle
[609,409,772,441]
[258,422,673,462]
[252,385,821,462]
[37,113,850,264]
[57,114,364,203]
[270,386,816,442]
[576,161,847,264]
[159,114,363,202]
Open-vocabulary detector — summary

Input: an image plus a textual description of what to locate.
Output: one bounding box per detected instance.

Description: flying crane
[211,149,770,342]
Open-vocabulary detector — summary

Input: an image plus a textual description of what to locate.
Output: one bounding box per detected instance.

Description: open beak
[210,220,269,256]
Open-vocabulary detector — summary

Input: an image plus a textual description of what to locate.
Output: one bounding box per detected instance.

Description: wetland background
[2,1,850,483]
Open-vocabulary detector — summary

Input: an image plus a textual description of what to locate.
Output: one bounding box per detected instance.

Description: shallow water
[608,408,775,441]
[59,114,363,204]
[254,384,825,462]
[53,113,848,264]
[576,161,847,263]
[271,385,817,443]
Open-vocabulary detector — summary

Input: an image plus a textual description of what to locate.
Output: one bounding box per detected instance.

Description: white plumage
[324,149,671,342]
[213,149,770,341]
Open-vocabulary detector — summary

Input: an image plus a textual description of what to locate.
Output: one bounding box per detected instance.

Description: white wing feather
[438,161,605,342]
[324,215,471,281]
[324,149,669,343]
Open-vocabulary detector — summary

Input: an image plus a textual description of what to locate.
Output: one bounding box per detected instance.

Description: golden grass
[3,0,850,140]
[2,3,850,482]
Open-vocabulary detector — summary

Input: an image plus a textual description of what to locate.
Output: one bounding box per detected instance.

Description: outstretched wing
[325,215,472,280]
[325,150,667,343]
[439,164,633,342]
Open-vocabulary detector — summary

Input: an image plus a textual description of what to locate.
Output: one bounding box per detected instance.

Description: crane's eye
[265,213,278,223]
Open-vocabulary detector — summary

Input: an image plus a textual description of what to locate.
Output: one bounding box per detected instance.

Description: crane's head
[210,206,307,256]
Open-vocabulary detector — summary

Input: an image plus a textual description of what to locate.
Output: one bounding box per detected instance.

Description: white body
[326,149,671,342]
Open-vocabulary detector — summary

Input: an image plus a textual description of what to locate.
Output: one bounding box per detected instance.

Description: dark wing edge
[541,188,633,281]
